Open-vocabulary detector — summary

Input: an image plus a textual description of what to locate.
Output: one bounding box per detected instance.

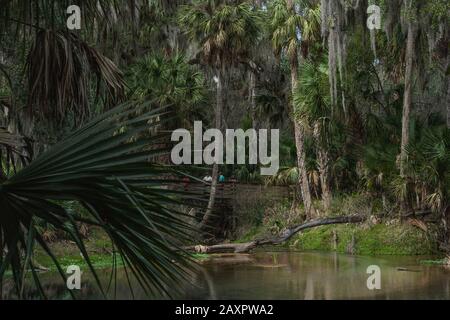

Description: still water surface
[4,251,450,299]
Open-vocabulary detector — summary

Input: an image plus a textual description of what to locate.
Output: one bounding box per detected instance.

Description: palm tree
[294,58,332,211]
[0,100,195,299]
[269,0,320,218]
[178,0,263,228]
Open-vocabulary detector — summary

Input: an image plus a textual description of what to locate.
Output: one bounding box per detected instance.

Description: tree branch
[186,214,366,254]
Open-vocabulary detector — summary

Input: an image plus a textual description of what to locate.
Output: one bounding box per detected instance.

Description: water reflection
[2,251,450,299]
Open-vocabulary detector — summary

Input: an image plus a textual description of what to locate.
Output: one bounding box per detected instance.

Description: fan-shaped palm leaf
[0,100,195,299]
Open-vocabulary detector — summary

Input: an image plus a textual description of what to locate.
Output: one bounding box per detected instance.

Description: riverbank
[292,223,436,255]
[237,222,439,255]
[233,195,446,257]
[32,229,212,272]
[32,223,447,274]
[30,194,447,271]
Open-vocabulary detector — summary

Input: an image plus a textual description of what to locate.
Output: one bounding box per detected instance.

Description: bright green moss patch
[420,258,449,265]
[191,253,210,260]
[292,223,437,255]
[34,251,122,272]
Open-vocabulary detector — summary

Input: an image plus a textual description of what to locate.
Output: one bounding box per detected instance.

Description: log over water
[186,214,366,254]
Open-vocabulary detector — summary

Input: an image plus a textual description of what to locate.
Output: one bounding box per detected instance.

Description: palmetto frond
[401,127,450,211]
[265,165,299,186]
[294,58,330,123]
[127,54,206,109]
[126,53,207,130]
[0,100,195,299]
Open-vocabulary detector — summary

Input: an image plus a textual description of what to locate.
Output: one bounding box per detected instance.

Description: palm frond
[26,30,125,125]
[0,128,30,176]
[0,100,195,299]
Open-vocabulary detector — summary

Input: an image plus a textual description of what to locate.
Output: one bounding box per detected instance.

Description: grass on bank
[292,223,436,255]
[234,194,441,256]
[32,228,210,273]
[236,222,438,255]
[26,194,445,274]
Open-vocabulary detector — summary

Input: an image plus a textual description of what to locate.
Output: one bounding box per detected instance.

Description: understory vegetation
[235,195,440,255]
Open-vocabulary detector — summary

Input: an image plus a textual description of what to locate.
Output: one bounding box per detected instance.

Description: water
[3,251,450,299]
[192,251,450,299]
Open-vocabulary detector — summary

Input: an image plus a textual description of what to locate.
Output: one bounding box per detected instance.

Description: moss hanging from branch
[320,0,360,117]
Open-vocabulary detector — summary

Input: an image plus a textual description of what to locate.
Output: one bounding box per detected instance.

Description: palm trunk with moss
[400,21,415,175]
[249,71,258,129]
[446,62,450,129]
[200,68,224,229]
[313,122,332,212]
[400,19,416,213]
[291,58,314,218]
[285,0,314,217]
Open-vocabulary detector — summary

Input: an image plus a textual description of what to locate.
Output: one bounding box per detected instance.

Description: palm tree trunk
[293,121,314,218]
[400,21,415,178]
[291,61,314,218]
[399,19,416,215]
[447,81,450,129]
[446,61,450,129]
[314,122,332,212]
[249,71,258,129]
[200,68,224,229]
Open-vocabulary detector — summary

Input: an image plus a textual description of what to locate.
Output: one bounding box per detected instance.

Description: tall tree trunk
[200,69,224,229]
[314,122,332,212]
[399,20,415,214]
[285,0,314,218]
[128,0,139,55]
[447,80,450,129]
[446,60,450,129]
[400,22,415,176]
[399,16,416,214]
[291,60,314,218]
[249,71,258,129]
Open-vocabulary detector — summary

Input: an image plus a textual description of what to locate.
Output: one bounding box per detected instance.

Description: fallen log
[186,214,366,254]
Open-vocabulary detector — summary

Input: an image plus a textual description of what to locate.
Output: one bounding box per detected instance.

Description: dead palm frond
[26,29,125,125]
[0,128,31,176]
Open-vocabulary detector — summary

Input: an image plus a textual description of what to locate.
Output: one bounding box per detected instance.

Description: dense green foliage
[0,0,449,299]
